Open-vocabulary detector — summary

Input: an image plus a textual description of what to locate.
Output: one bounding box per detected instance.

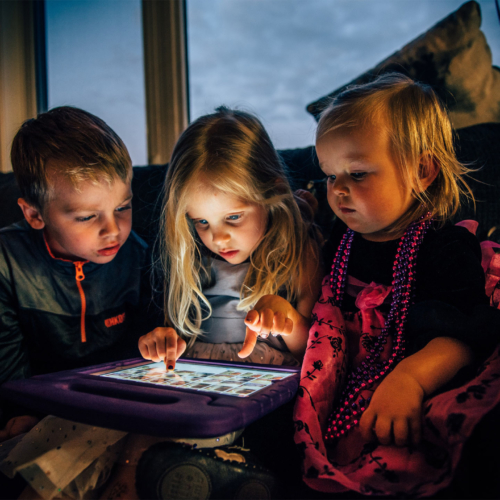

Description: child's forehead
[47,167,130,192]
[325,114,389,139]
[46,172,132,211]
[185,184,253,213]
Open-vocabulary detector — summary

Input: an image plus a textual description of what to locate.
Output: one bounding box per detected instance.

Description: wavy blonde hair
[159,107,311,342]
[317,73,474,235]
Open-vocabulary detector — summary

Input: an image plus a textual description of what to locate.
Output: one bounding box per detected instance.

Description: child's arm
[359,336,473,447]
[0,415,40,443]
[0,261,32,384]
[138,327,187,370]
[239,240,324,361]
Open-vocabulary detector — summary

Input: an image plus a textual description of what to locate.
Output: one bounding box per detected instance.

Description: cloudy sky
[46,0,500,164]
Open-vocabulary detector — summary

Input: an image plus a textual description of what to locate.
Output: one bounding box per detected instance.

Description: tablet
[0,358,300,438]
[92,359,295,398]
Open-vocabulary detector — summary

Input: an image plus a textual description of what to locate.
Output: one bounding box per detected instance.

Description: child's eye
[76,215,95,222]
[351,172,367,180]
[196,219,208,226]
[226,214,242,222]
[326,175,336,184]
[116,204,132,213]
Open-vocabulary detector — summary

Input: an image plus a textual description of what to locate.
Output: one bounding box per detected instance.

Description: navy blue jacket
[0,220,157,386]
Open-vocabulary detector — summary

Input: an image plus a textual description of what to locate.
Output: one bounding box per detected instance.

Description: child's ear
[417,152,440,192]
[17,198,46,230]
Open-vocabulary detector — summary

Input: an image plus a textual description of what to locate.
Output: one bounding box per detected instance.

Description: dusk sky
[45,0,500,165]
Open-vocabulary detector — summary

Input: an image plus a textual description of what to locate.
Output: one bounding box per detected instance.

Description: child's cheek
[326,191,337,211]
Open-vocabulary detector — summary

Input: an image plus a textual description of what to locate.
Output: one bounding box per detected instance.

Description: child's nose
[332,179,349,196]
[212,229,230,245]
[101,216,120,237]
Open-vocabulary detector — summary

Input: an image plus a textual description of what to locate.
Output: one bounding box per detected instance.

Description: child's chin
[91,253,119,264]
[224,253,248,264]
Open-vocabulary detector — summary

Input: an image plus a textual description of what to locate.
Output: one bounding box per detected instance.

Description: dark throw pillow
[307,1,500,130]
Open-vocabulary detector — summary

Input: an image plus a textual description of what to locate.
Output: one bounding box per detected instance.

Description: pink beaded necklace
[324,215,432,442]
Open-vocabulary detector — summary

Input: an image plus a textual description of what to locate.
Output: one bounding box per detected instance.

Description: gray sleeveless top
[200,258,248,343]
[199,258,287,351]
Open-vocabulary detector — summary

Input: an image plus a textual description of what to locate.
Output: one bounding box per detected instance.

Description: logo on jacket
[105,313,126,328]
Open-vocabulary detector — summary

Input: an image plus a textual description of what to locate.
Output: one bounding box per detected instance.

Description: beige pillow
[307,0,500,129]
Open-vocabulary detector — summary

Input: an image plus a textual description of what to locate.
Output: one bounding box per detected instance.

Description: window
[45,0,147,165]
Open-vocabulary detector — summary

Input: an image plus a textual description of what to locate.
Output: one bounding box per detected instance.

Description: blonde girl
[139,107,323,368]
[292,73,500,496]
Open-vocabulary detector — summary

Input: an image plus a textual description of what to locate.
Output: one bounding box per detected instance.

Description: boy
[0,107,156,435]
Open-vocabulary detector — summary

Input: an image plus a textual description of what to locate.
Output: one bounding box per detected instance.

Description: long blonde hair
[317,73,474,235]
[159,107,311,342]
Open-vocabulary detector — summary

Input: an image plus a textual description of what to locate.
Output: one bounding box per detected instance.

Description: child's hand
[0,415,39,442]
[239,295,294,358]
[138,327,187,370]
[359,371,425,447]
[294,189,319,217]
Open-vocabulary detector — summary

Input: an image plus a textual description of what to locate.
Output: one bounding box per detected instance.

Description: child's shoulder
[0,219,32,239]
[125,229,149,253]
[422,222,482,260]
[416,221,486,303]
[0,219,41,259]
[105,230,150,276]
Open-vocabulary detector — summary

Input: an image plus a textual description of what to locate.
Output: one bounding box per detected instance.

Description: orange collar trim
[42,231,88,265]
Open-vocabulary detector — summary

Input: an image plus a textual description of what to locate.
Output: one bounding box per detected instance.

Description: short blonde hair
[11,106,132,210]
[159,107,312,341]
[317,73,473,234]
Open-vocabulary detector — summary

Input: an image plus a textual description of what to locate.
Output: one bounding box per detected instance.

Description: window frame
[0,0,189,172]
[0,0,38,173]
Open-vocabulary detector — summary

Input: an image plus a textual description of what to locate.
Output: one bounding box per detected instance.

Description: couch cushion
[130,164,169,247]
[453,123,500,242]
[0,172,22,229]
[306,1,500,130]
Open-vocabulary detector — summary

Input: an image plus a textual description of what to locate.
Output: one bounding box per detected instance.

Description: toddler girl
[139,106,323,368]
[292,74,500,497]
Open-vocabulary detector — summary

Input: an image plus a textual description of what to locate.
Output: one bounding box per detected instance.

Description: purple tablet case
[0,358,300,438]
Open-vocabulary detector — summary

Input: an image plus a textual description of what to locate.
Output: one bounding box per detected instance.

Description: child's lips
[219,250,239,259]
[339,206,355,214]
[98,243,120,256]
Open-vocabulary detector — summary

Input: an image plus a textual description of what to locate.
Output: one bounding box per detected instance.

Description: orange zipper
[74,262,87,343]
[43,233,88,343]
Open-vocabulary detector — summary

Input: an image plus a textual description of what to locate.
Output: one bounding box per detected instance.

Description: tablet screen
[90,360,295,397]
